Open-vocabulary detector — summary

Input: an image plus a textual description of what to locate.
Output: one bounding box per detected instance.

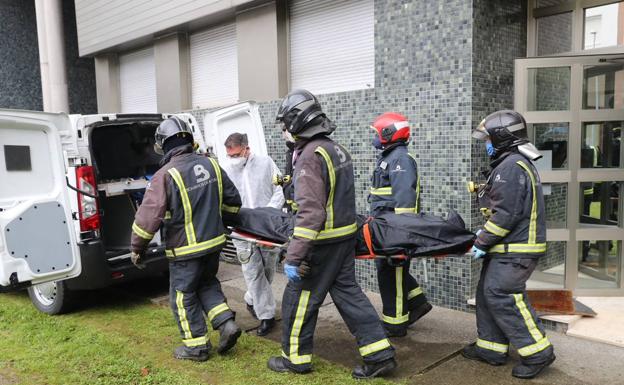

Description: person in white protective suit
[222,132,285,336]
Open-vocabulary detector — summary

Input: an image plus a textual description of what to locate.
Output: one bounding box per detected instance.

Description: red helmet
[372,112,410,144]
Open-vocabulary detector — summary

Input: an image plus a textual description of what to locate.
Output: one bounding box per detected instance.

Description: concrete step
[466,298,582,333]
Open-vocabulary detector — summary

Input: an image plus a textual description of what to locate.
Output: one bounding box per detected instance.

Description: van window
[4,145,32,171]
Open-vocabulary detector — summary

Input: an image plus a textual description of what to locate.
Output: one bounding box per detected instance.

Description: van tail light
[76,166,100,232]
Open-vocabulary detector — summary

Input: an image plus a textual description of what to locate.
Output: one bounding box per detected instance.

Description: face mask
[486,141,496,157]
[228,156,247,169]
[282,130,296,144]
[372,136,383,150]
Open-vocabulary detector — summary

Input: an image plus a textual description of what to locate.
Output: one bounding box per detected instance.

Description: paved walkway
[159,261,624,384]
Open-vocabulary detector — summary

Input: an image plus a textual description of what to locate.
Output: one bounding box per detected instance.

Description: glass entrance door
[515,53,624,295]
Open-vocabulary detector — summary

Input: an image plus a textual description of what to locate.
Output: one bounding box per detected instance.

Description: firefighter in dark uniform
[463,110,556,379]
[130,117,243,362]
[267,90,397,379]
[369,112,433,337]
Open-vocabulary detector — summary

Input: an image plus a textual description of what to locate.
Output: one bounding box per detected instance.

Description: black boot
[246,303,258,319]
[256,318,276,336]
[461,343,507,366]
[408,302,433,326]
[217,319,241,354]
[173,344,210,362]
[267,356,311,374]
[512,355,556,379]
[352,358,397,379]
[383,323,407,338]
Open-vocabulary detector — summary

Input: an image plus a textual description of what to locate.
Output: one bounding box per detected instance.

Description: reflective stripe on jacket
[131,145,241,260]
[475,151,546,257]
[369,143,420,215]
[287,135,357,265]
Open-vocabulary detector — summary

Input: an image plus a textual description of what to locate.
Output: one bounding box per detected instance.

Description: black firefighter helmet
[472,110,542,161]
[275,89,335,140]
[472,110,528,152]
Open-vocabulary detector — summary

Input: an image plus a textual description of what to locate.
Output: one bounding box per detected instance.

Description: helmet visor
[472,119,489,140]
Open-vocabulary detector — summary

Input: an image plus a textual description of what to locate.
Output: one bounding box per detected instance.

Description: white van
[0,102,268,314]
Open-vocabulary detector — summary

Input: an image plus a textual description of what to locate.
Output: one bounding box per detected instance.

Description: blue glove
[284,263,301,282]
[470,245,487,260]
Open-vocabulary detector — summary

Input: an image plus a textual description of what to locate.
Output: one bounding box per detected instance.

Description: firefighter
[130,117,243,362]
[267,89,397,379]
[369,112,432,337]
[464,110,556,379]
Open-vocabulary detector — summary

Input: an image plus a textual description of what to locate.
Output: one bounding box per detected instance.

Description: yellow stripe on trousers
[513,293,552,357]
[176,290,192,339]
[289,290,312,364]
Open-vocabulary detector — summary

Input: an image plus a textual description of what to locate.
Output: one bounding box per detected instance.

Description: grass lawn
[0,290,398,385]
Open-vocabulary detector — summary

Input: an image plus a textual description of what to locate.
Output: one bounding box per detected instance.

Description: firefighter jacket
[474,150,546,258]
[369,143,420,215]
[286,135,358,266]
[131,145,241,261]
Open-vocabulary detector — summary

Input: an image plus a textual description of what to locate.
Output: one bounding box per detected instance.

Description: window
[289,0,374,94]
[190,23,239,109]
[531,123,570,169]
[119,47,157,113]
[583,64,624,110]
[529,0,624,56]
[4,145,31,171]
[583,2,624,51]
[537,12,573,56]
[527,67,571,111]
[580,121,623,168]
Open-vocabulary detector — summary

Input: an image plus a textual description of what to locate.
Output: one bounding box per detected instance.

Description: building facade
[75,0,624,310]
[0,0,96,114]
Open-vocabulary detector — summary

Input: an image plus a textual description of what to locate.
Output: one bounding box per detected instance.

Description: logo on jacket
[334,145,347,163]
[194,165,210,183]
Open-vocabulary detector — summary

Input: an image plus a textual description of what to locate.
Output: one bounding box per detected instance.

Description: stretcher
[227,228,434,283]
[227,226,413,264]
[227,230,286,264]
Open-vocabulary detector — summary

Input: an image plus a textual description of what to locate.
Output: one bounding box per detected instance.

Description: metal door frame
[515,53,624,296]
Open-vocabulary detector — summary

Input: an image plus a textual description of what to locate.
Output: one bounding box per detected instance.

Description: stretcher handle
[228,231,286,249]
[355,254,408,260]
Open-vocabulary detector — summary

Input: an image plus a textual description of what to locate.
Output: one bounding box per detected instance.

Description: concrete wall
[0,0,96,114]
[236,1,288,101]
[154,33,191,112]
[0,0,43,110]
[63,0,97,114]
[74,0,260,56]
[94,54,120,113]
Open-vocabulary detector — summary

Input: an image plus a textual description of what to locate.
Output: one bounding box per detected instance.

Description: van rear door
[0,110,81,288]
[203,102,269,161]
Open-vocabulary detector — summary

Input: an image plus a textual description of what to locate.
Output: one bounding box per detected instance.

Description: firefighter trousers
[281,239,395,370]
[475,256,554,364]
[169,252,235,348]
[376,257,428,330]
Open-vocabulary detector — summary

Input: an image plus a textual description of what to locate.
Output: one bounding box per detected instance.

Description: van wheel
[27,281,75,315]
